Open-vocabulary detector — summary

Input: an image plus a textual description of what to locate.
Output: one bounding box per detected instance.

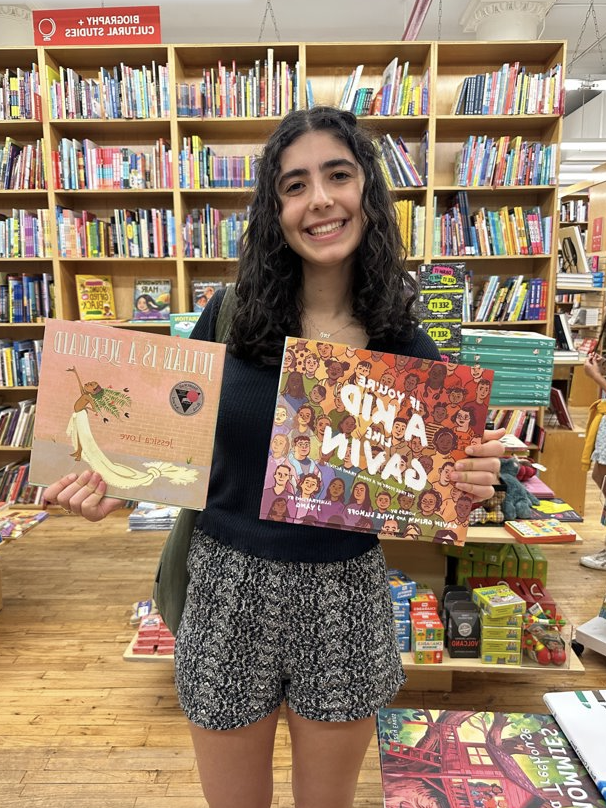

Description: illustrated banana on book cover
[30,319,225,509]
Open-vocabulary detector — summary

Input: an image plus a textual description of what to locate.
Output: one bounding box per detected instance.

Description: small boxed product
[410,592,438,612]
[392,600,410,619]
[447,602,480,658]
[388,572,417,601]
[480,650,521,665]
[512,543,534,578]
[472,585,526,618]
[480,612,524,628]
[480,638,522,654]
[481,624,522,640]
[413,649,443,664]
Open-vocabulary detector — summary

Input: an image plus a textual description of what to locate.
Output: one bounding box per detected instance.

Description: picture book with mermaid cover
[29,319,225,509]
[377,707,606,808]
[261,337,494,545]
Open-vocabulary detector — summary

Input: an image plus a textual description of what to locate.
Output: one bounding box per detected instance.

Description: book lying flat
[30,319,225,509]
[529,497,583,522]
[262,336,494,545]
[543,690,606,799]
[377,707,606,808]
[504,518,578,543]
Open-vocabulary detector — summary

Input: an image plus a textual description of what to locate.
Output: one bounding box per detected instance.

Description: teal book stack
[461,329,554,406]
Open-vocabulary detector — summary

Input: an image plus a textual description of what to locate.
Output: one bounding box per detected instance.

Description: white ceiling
[22,0,606,80]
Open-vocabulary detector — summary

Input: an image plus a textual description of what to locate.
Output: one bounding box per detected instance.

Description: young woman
[42,107,503,808]
[581,347,606,570]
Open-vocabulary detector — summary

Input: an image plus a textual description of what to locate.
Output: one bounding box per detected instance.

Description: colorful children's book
[75,274,116,320]
[0,507,49,541]
[169,312,199,337]
[543,690,606,799]
[528,497,583,522]
[504,518,578,543]
[377,707,606,808]
[261,336,494,545]
[191,280,224,312]
[132,278,171,320]
[30,319,225,509]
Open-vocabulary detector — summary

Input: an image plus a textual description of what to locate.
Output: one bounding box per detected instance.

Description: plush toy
[499,456,540,520]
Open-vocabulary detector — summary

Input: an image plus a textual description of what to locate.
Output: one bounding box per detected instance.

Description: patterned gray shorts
[174,530,406,730]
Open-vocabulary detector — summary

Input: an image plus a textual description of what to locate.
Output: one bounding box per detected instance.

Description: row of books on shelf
[0,338,42,386]
[46,61,171,120]
[0,461,43,507]
[434,194,552,257]
[454,134,557,187]
[560,196,588,223]
[470,275,548,322]
[176,50,300,118]
[0,399,35,449]
[56,206,178,259]
[556,270,604,288]
[179,136,256,189]
[377,132,426,188]
[487,408,545,449]
[0,272,54,323]
[183,206,250,260]
[52,137,173,191]
[394,200,425,258]
[0,209,52,259]
[0,64,41,121]
[337,59,429,117]
[452,60,564,115]
[0,137,46,190]
[76,275,172,321]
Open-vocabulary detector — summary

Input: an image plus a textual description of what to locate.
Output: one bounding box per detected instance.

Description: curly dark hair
[228,106,418,365]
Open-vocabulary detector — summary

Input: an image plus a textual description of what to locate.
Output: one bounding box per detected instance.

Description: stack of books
[461,329,554,407]
[127,502,181,531]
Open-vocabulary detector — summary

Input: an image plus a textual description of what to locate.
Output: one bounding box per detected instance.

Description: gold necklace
[305,313,356,341]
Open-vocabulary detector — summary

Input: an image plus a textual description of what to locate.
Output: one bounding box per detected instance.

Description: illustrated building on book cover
[132,278,171,320]
[30,319,225,509]
[543,690,606,799]
[377,707,606,808]
[260,337,494,545]
[75,274,116,320]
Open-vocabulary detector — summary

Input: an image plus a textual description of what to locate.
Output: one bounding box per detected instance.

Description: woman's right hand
[584,353,604,381]
[43,470,124,522]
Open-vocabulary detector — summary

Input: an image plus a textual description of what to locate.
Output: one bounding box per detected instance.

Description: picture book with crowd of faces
[30,319,225,509]
[261,337,494,545]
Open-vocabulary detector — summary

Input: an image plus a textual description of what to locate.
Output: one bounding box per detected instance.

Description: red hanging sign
[32,6,161,46]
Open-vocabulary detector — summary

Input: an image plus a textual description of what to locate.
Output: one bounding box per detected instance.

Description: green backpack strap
[215,284,236,343]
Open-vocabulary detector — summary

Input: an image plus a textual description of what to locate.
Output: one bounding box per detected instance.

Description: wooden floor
[1,470,606,807]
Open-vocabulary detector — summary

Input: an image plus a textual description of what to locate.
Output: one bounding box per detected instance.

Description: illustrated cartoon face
[439,463,454,483]
[470,363,483,382]
[376,492,391,511]
[394,354,407,373]
[404,373,420,393]
[327,477,345,500]
[477,378,491,401]
[309,385,326,404]
[274,466,291,488]
[136,296,149,311]
[282,350,295,372]
[316,342,334,359]
[435,429,455,455]
[397,492,415,510]
[293,438,311,458]
[338,414,356,435]
[455,409,471,430]
[274,406,288,426]
[352,482,368,503]
[269,498,288,519]
[402,523,422,540]
[84,380,100,393]
[428,363,447,386]
[297,406,313,426]
[392,419,407,441]
[410,435,423,454]
[300,475,320,497]
[316,416,332,438]
[379,371,396,389]
[304,354,320,374]
[419,491,438,516]
[271,433,288,457]
[455,495,473,521]
[380,518,399,535]
[277,129,365,274]
[356,361,372,379]
[418,455,433,475]
[448,388,465,405]
[432,403,448,422]
[327,360,346,381]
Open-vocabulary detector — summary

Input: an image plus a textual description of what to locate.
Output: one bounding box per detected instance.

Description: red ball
[186,390,199,403]
[550,648,567,666]
[535,646,552,665]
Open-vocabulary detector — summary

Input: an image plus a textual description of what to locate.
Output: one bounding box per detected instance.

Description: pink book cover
[261,337,494,545]
[30,319,225,509]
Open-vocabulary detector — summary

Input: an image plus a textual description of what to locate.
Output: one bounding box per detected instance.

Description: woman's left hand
[451,427,505,501]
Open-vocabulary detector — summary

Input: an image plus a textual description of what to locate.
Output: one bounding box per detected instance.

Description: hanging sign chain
[569,0,596,71]
[437,0,443,41]
[590,0,606,75]
[258,0,281,42]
